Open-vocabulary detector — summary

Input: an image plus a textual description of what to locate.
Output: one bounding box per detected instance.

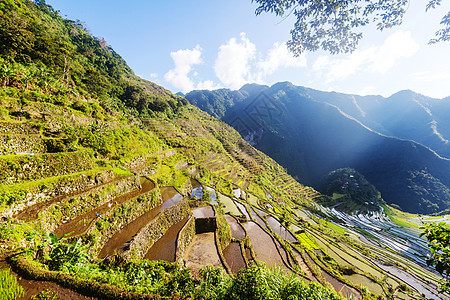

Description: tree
[252,0,450,55]
[421,222,450,293]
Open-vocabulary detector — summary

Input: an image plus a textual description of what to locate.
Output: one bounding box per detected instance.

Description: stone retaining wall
[85,184,161,255]
[175,215,195,264]
[0,150,96,184]
[123,197,190,260]
[39,176,141,233]
[2,169,117,218]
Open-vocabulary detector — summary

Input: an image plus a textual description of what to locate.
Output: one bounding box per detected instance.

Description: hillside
[0,1,445,300]
[185,82,450,214]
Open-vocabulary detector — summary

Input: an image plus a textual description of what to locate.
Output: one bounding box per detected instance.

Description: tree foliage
[421,222,450,292]
[252,0,450,55]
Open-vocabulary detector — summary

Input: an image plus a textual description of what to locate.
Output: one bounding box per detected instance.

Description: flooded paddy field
[218,193,241,216]
[223,241,246,273]
[225,215,245,240]
[145,216,189,262]
[185,232,224,271]
[243,221,288,269]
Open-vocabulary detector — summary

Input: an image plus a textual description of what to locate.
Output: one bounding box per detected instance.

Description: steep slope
[0,1,347,299]
[186,82,450,214]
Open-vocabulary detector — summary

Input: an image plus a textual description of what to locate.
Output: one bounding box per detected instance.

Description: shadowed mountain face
[185,82,450,214]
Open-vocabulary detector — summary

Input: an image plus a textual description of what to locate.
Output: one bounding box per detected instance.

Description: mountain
[0,1,345,298]
[185,82,450,214]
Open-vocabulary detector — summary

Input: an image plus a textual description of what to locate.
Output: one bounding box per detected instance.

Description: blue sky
[47,0,450,98]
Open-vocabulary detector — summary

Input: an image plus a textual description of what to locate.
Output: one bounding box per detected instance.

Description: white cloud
[213,34,307,89]
[164,45,203,93]
[214,33,257,89]
[368,30,419,73]
[313,30,419,82]
[257,42,307,77]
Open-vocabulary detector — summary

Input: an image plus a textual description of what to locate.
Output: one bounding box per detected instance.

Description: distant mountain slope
[185,82,450,214]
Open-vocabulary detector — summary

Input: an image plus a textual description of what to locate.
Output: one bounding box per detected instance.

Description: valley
[0,1,449,300]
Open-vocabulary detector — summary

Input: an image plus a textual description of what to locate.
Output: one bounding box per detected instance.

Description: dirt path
[184,233,223,271]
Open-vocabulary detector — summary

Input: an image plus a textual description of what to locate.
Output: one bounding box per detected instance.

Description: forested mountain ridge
[185,82,450,214]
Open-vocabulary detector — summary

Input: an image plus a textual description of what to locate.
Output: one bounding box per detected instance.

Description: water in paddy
[243,221,286,268]
[98,185,181,258]
[185,232,223,270]
[160,186,183,209]
[234,201,250,220]
[191,179,203,200]
[54,178,155,238]
[378,264,440,299]
[225,215,246,240]
[233,187,241,198]
[205,186,218,205]
[144,216,189,262]
[266,216,297,243]
[249,207,268,229]
[192,206,215,218]
[223,242,246,273]
[303,252,361,299]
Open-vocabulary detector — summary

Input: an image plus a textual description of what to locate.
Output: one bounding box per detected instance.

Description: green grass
[298,232,319,251]
[319,219,347,235]
[382,205,417,228]
[0,268,24,300]
[112,167,134,176]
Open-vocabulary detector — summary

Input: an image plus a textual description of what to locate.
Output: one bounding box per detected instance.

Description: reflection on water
[225,215,245,240]
[145,216,189,262]
[205,186,218,205]
[223,242,246,273]
[192,206,215,218]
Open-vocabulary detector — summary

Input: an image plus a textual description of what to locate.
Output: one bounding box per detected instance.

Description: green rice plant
[0,268,24,300]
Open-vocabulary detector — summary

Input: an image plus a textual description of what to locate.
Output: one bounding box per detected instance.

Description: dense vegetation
[318,168,383,212]
[0,1,351,299]
[0,1,448,299]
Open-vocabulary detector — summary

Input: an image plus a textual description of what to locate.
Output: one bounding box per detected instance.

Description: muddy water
[185,232,223,270]
[378,264,440,299]
[192,206,215,218]
[266,217,298,243]
[98,205,161,258]
[98,186,180,258]
[0,258,96,300]
[225,215,245,240]
[16,176,127,222]
[144,216,189,262]
[243,221,286,268]
[54,178,155,238]
[223,242,246,273]
[234,201,250,220]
